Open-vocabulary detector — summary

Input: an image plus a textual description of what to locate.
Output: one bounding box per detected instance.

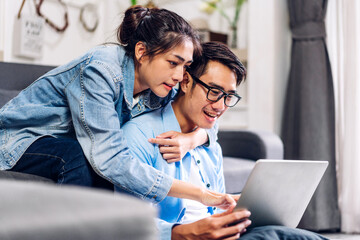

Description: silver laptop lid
[234,159,328,228]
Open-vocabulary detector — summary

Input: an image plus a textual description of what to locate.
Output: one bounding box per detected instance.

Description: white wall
[1,0,248,65]
[247,0,291,134]
[0,0,5,60]
[1,0,126,65]
[0,0,291,134]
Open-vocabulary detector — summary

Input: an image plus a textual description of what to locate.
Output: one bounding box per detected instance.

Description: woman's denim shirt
[0,45,179,202]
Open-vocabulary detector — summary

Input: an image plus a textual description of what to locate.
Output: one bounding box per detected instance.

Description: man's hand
[172,209,252,240]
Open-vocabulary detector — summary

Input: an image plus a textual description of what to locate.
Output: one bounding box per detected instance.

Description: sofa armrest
[0,170,54,183]
[0,180,157,240]
[0,62,55,90]
[218,130,284,160]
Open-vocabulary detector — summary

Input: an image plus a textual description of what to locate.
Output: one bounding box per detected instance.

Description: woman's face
[135,40,194,97]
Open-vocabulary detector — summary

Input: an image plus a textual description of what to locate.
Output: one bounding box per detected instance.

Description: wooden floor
[322,233,360,240]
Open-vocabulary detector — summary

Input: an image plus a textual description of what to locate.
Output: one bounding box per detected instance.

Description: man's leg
[9,137,112,189]
[240,225,329,240]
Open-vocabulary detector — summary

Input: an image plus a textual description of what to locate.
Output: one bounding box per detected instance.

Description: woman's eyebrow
[172,54,193,63]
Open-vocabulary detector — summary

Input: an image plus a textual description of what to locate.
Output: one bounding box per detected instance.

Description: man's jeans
[9,137,113,190]
[240,225,329,240]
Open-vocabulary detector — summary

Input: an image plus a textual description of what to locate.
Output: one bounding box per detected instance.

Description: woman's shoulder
[84,44,133,81]
[88,44,126,64]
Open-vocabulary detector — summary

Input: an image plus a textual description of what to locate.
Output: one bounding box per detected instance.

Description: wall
[1,0,124,65]
[1,0,247,65]
[0,0,5,60]
[247,0,291,134]
[0,0,291,134]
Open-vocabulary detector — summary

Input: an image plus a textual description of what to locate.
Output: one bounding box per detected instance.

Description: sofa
[0,62,158,240]
[219,130,284,194]
[0,61,284,238]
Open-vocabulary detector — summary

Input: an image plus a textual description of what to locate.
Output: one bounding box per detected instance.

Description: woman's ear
[135,41,146,63]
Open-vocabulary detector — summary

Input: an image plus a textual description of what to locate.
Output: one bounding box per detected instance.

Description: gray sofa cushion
[0,180,157,240]
[0,170,54,183]
[223,157,256,194]
[0,88,19,107]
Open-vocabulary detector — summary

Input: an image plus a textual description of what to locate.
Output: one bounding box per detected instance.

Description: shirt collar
[161,101,182,133]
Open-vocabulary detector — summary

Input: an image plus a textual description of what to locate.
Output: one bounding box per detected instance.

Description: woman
[0,6,234,208]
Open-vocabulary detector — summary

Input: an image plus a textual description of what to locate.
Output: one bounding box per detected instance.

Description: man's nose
[211,96,227,110]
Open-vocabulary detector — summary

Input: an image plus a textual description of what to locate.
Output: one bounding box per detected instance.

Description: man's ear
[180,72,192,94]
[135,41,147,63]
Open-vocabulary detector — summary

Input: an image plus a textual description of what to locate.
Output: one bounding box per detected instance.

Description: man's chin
[198,122,216,130]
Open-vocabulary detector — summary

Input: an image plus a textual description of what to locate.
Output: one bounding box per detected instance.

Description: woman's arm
[67,61,173,203]
[169,179,236,210]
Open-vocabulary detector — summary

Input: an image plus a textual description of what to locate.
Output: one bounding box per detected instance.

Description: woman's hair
[188,42,246,86]
[118,6,201,59]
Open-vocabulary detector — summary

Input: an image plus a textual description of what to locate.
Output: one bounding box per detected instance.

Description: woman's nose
[172,66,185,82]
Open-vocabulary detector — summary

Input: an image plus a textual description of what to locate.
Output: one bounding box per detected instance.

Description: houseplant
[201,0,246,48]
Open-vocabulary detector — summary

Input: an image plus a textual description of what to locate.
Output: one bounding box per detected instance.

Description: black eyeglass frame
[190,74,242,107]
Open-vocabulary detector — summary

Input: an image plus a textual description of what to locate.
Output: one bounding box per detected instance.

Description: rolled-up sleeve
[156,218,178,240]
[66,60,172,203]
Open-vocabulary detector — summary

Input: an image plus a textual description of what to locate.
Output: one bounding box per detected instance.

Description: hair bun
[118,6,151,46]
[117,6,200,58]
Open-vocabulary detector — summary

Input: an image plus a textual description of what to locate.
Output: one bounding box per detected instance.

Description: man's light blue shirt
[122,101,225,240]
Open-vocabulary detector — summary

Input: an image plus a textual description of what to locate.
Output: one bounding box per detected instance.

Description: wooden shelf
[231,48,248,64]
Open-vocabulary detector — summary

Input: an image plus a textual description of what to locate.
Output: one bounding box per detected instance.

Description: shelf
[231,48,248,65]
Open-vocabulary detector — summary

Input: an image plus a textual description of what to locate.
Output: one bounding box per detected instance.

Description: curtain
[281,0,341,231]
[327,0,360,233]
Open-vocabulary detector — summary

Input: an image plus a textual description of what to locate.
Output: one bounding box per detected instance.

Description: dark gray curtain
[281,0,340,231]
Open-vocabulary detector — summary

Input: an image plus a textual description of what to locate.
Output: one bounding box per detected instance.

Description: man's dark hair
[188,42,246,86]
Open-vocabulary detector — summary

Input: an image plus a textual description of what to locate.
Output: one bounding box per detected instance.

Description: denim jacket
[0,45,182,202]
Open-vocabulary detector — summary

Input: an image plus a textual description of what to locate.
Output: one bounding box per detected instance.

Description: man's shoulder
[193,142,222,161]
[123,108,163,137]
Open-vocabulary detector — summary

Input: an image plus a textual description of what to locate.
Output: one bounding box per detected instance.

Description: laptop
[233,159,328,228]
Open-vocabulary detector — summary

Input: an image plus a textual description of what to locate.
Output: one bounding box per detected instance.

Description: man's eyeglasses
[190,74,241,107]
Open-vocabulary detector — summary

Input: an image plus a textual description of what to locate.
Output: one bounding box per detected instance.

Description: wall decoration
[79,3,99,32]
[34,0,69,33]
[13,15,45,59]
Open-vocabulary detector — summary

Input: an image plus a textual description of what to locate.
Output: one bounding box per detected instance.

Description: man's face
[180,60,238,130]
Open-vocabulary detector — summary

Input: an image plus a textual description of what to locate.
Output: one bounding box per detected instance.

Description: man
[122,42,328,240]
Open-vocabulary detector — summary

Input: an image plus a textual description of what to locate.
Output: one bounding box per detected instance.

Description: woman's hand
[148,131,190,163]
[169,180,236,211]
[201,189,237,211]
[148,128,208,163]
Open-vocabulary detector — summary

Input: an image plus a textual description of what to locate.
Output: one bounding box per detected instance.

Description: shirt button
[197,160,200,164]
[213,207,216,210]
[152,195,157,199]
[206,183,210,188]
[137,104,142,111]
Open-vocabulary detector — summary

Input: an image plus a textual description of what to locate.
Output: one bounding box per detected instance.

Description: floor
[322,233,360,240]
